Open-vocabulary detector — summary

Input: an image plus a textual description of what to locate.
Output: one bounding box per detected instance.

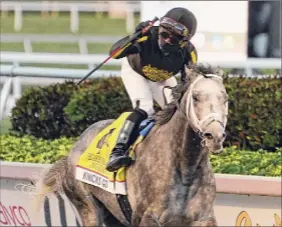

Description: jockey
[106,7,198,172]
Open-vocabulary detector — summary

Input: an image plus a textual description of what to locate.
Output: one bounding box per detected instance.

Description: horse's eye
[192,94,199,101]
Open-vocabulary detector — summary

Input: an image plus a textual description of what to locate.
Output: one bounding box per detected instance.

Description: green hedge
[210,147,281,176]
[0,135,281,177]
[224,76,282,151]
[10,77,132,139]
[64,77,132,134]
[10,81,80,139]
[9,75,282,151]
[0,135,76,164]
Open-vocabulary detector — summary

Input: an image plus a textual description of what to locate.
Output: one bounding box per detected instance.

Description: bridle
[180,74,228,135]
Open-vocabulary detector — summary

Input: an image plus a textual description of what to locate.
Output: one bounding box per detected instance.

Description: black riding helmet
[161,7,197,40]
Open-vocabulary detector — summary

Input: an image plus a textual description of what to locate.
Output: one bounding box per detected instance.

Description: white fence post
[0,78,12,121]
[51,1,59,17]
[13,76,22,100]
[14,4,23,32]
[41,1,49,17]
[78,39,88,54]
[3,76,22,119]
[126,9,134,33]
[245,67,253,78]
[23,39,33,53]
[70,5,79,33]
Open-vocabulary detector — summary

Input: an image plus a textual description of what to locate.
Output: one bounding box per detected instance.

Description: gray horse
[34,64,229,227]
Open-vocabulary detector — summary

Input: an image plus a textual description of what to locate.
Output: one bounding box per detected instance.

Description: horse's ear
[216,67,224,77]
[185,66,198,83]
[185,66,193,76]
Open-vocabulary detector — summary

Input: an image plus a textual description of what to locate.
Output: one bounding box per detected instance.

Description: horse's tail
[33,156,68,215]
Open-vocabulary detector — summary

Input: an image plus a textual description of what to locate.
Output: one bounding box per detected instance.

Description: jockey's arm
[180,42,198,82]
[109,35,147,59]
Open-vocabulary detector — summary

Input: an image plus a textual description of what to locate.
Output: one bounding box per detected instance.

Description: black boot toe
[106,156,132,172]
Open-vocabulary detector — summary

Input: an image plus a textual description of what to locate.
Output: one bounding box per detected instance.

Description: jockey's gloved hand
[135,20,151,34]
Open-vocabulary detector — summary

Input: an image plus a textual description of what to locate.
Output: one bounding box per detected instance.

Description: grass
[1,42,113,53]
[32,43,80,53]
[0,42,25,52]
[0,12,140,35]
[88,43,112,54]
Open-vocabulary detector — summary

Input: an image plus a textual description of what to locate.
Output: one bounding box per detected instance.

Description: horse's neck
[167,110,211,185]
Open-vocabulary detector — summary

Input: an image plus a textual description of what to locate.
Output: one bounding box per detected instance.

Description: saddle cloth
[75,112,155,195]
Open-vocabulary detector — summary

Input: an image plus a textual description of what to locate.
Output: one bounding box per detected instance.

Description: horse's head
[181,64,228,154]
[157,64,228,154]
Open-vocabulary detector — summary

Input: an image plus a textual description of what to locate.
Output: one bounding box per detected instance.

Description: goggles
[160,17,189,37]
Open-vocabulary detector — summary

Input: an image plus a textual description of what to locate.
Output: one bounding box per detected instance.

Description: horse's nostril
[222,133,226,139]
[204,132,213,140]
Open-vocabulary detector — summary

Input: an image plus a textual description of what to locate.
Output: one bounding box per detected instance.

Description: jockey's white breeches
[121,58,178,116]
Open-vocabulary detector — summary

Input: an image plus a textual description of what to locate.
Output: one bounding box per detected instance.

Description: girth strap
[116,194,132,225]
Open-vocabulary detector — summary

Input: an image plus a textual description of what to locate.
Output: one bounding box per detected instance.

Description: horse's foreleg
[137,211,166,227]
[73,194,104,227]
[78,207,99,227]
[64,183,104,227]
[138,216,163,227]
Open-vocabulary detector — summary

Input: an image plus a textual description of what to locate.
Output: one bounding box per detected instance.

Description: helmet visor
[160,17,189,37]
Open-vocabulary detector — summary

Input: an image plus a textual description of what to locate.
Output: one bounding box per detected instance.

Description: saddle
[75,112,155,195]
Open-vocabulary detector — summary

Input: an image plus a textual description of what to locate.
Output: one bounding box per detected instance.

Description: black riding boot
[106,108,148,172]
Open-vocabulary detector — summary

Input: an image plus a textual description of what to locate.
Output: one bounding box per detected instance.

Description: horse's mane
[156,64,223,125]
